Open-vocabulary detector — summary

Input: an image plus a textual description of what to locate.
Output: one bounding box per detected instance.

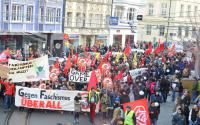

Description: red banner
[123,99,151,125]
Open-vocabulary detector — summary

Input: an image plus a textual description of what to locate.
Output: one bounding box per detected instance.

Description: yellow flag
[95,53,100,60]
[133,53,137,66]
[123,54,127,62]
[115,52,121,63]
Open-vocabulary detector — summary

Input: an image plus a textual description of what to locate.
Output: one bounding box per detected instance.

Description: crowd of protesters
[0,42,199,125]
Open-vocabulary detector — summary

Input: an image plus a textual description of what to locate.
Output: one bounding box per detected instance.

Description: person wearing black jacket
[160,76,170,102]
[182,90,191,108]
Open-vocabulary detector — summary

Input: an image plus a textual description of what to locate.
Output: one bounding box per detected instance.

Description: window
[76,13,82,27]
[187,5,191,16]
[95,14,102,27]
[56,9,61,23]
[159,25,165,36]
[12,4,23,21]
[4,4,9,21]
[46,7,55,22]
[127,8,135,21]
[192,27,196,38]
[88,13,93,27]
[114,6,123,19]
[194,6,198,16]
[161,3,167,16]
[185,27,189,37]
[39,7,44,22]
[180,4,184,17]
[67,12,72,26]
[26,6,33,22]
[146,25,152,35]
[178,26,182,38]
[148,4,154,16]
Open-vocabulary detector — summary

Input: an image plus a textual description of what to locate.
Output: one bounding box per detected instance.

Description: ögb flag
[123,99,150,125]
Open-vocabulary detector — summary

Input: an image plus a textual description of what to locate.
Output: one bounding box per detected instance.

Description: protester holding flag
[87,87,99,124]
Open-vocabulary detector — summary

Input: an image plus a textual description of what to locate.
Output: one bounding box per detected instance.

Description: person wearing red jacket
[0,79,15,112]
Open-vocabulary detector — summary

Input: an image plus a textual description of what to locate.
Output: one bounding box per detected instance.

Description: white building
[137,0,200,43]
[109,0,146,48]
[64,0,112,48]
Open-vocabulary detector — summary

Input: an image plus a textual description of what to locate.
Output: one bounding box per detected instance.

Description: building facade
[137,0,200,43]
[109,0,146,48]
[0,0,64,56]
[64,0,112,49]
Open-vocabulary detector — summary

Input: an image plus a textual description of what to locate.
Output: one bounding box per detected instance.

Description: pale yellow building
[137,0,200,43]
[64,0,112,48]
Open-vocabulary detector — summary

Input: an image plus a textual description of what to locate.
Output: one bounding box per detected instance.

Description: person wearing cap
[124,105,136,125]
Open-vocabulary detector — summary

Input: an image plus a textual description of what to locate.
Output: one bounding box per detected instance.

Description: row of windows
[3,4,61,23]
[66,12,107,28]
[148,3,199,17]
[148,3,168,16]
[146,25,198,38]
[180,4,198,17]
[114,6,136,21]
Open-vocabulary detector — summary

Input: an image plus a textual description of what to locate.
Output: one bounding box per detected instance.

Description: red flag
[154,46,160,54]
[74,53,78,64]
[145,43,152,56]
[91,56,97,67]
[113,70,123,81]
[159,43,165,52]
[54,59,60,69]
[141,57,145,66]
[0,48,10,63]
[123,99,151,125]
[87,70,98,91]
[64,54,72,75]
[124,46,131,57]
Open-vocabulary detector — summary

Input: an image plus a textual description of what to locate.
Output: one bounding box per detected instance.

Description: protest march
[0,42,198,125]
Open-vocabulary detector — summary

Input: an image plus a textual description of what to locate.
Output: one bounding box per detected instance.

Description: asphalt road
[0,97,174,125]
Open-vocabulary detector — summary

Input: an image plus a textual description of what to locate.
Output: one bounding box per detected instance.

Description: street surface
[0,97,174,125]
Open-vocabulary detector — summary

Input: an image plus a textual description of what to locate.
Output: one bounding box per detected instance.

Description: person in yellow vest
[88,87,99,125]
[124,105,136,125]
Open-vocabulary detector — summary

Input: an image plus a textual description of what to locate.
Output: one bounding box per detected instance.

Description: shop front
[95,35,108,46]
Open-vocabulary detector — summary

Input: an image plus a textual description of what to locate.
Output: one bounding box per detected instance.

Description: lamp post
[166,0,172,42]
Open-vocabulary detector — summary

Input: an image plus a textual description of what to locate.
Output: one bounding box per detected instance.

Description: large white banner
[8,55,49,82]
[68,68,91,83]
[123,68,148,82]
[15,86,98,112]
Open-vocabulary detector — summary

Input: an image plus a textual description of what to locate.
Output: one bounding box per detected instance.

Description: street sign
[137,15,143,20]
[109,17,119,26]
